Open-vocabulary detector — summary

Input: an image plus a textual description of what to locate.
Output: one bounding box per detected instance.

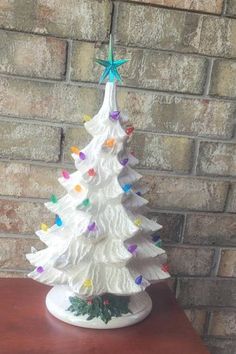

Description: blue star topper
[96,35,128,84]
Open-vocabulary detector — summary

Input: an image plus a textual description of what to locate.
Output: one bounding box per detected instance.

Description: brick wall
[0,1,235,352]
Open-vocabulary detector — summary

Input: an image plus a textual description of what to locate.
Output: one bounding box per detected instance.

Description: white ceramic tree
[26,37,170,328]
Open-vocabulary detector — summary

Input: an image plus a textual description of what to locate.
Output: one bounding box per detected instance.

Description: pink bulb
[62,170,70,179]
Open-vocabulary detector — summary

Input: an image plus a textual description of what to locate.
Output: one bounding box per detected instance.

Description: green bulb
[50,194,58,203]
[155,240,162,248]
[82,199,90,207]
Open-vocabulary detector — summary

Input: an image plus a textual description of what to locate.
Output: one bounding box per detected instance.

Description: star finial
[95,35,128,84]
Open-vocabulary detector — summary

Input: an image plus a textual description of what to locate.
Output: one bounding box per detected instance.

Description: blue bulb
[122,183,132,193]
[55,215,62,227]
[152,233,161,242]
[135,275,143,285]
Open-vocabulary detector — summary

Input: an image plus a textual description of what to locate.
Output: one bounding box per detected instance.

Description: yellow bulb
[104,138,116,148]
[74,184,82,192]
[40,223,48,232]
[83,279,93,288]
[83,114,92,122]
[134,218,142,227]
[70,146,80,155]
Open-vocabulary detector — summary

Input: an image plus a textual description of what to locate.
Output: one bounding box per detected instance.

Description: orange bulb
[74,184,82,192]
[104,138,116,148]
[70,146,80,155]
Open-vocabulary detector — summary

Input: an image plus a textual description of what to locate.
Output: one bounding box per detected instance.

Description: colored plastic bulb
[136,191,141,196]
[40,223,48,232]
[162,264,169,273]
[135,275,143,285]
[74,184,82,192]
[104,138,116,148]
[109,111,120,121]
[88,222,96,232]
[83,114,92,122]
[36,266,44,273]
[62,170,70,179]
[79,151,86,160]
[122,183,132,193]
[134,218,142,227]
[152,233,161,243]
[120,158,128,166]
[125,126,134,136]
[55,215,62,227]
[83,279,93,288]
[128,244,137,254]
[88,168,96,177]
[70,146,80,155]
[155,240,162,248]
[50,194,58,203]
[82,199,90,207]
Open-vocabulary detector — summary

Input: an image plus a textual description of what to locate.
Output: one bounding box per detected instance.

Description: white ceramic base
[46,285,152,329]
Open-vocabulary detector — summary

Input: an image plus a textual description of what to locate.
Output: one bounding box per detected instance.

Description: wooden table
[0,279,210,354]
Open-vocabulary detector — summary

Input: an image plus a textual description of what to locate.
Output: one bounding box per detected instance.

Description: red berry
[87,299,93,305]
[103,299,109,305]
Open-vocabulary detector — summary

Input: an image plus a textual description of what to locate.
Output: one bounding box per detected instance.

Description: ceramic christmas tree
[26,36,170,329]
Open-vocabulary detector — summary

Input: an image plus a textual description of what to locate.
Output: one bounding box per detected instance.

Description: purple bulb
[128,244,137,254]
[120,158,129,166]
[79,151,86,160]
[136,191,141,196]
[109,111,120,121]
[135,275,143,285]
[88,222,96,232]
[36,266,44,273]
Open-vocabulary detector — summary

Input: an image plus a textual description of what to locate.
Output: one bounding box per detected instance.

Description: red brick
[0,162,63,198]
[0,30,66,79]
[0,200,53,234]
[0,121,61,162]
[0,77,102,124]
[143,174,228,211]
[0,237,43,270]
[184,213,236,246]
[0,0,111,41]
[128,0,223,14]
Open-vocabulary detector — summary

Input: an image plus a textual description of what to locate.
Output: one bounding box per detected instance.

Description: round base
[46,285,152,329]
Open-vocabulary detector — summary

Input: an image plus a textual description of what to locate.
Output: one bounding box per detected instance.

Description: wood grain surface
[0,279,210,354]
